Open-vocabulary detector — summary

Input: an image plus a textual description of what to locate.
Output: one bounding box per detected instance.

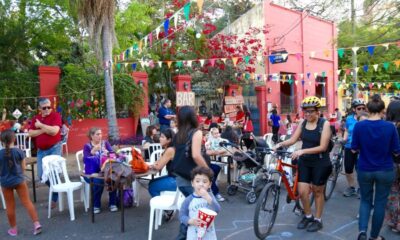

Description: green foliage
[113,73,144,117]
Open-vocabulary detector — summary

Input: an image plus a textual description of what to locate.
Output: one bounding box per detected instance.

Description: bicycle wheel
[253,182,280,239]
[324,166,339,200]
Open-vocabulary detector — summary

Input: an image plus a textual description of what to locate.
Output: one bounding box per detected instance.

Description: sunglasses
[41,106,52,110]
[303,110,316,115]
[356,107,366,111]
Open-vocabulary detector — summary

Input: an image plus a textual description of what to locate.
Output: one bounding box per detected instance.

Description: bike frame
[269,156,299,201]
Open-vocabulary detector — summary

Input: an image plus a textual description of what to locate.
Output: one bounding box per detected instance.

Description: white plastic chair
[263,133,273,147]
[75,150,89,211]
[15,133,31,157]
[146,143,162,161]
[62,131,69,156]
[148,189,184,240]
[144,149,163,179]
[43,155,85,221]
[0,188,6,209]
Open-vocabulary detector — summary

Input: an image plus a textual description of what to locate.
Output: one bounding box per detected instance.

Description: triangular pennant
[301,80,305,86]
[187,60,192,67]
[336,69,342,75]
[295,80,299,85]
[354,67,359,73]
[299,73,304,79]
[321,71,326,77]
[220,58,226,64]
[352,83,357,89]
[144,35,148,48]
[131,63,137,71]
[256,55,263,63]
[117,63,121,71]
[373,64,379,71]
[184,3,191,21]
[383,62,390,70]
[313,72,318,79]
[268,55,275,63]
[369,83,374,89]
[352,47,360,54]
[133,43,138,51]
[209,58,216,67]
[296,53,302,61]
[345,69,351,75]
[377,83,382,89]
[124,63,128,68]
[251,73,255,80]
[232,57,239,66]
[149,33,153,46]
[149,60,155,68]
[281,53,288,60]
[381,43,389,50]
[120,53,124,61]
[139,40,143,52]
[173,14,178,28]
[176,61,183,68]
[288,79,293,85]
[244,56,250,64]
[167,61,173,68]
[363,65,369,72]
[360,83,365,88]
[139,60,145,69]
[367,45,375,56]
[323,49,330,57]
[394,60,400,69]
[310,51,315,58]
[338,48,345,58]
[308,81,312,86]
[164,19,170,36]
[199,59,205,67]
[156,26,160,39]
[157,61,162,68]
[197,0,204,15]
[306,72,311,79]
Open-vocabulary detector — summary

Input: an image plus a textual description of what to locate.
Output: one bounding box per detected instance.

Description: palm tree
[73,0,120,140]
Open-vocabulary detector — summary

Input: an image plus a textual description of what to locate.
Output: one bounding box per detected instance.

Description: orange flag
[232,57,239,66]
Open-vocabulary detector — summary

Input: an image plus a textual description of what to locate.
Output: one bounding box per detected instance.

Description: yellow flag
[167,61,173,69]
[197,0,204,14]
[232,57,239,66]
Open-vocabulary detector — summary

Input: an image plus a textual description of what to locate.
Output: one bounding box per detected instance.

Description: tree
[73,0,120,141]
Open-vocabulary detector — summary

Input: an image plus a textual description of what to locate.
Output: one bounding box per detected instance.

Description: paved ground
[0,154,398,240]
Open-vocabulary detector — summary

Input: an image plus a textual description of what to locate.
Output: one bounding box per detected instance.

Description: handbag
[244,119,254,132]
[116,188,134,208]
[130,147,149,173]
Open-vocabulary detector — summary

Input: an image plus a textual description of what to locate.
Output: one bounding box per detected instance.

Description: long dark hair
[1,129,16,170]
[176,106,198,144]
[161,128,175,148]
[243,105,251,120]
[386,100,400,127]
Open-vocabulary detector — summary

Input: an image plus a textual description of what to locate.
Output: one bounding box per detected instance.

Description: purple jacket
[83,141,113,174]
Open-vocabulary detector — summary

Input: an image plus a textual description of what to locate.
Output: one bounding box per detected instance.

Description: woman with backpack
[351,95,400,240]
[274,96,332,232]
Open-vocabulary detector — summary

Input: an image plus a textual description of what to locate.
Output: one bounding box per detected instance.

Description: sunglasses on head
[41,106,51,110]
[356,107,365,111]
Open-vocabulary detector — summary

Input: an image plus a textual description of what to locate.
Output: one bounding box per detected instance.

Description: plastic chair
[148,189,184,240]
[62,131,69,156]
[0,188,6,209]
[263,133,273,147]
[146,143,162,161]
[43,155,86,221]
[15,133,32,157]
[142,149,163,179]
[75,150,89,211]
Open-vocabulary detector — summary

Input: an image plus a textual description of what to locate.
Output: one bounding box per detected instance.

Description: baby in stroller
[205,127,228,156]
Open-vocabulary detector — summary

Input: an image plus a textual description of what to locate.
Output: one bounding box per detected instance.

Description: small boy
[179,167,221,240]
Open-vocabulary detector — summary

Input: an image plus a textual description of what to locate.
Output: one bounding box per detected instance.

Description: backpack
[302,118,334,153]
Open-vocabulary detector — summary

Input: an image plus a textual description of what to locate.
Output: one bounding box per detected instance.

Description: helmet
[301,96,321,109]
[352,99,365,108]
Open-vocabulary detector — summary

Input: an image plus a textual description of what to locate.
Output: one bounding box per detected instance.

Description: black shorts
[298,160,332,186]
[344,148,358,174]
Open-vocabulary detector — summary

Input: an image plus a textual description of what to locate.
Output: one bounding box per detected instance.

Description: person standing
[0,130,42,236]
[342,99,366,197]
[158,99,176,132]
[352,95,400,240]
[28,98,62,208]
[269,109,281,143]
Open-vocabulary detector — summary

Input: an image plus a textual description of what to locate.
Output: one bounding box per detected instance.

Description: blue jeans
[148,176,177,197]
[84,177,117,209]
[210,164,221,196]
[357,169,395,238]
[37,142,62,203]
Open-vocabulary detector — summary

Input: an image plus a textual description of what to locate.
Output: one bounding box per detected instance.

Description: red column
[131,72,149,117]
[256,86,267,135]
[173,75,191,92]
[225,84,239,96]
[38,66,61,106]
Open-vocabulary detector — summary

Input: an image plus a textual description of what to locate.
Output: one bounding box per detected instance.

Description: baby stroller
[220,136,270,204]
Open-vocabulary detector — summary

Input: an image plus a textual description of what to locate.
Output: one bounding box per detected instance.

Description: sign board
[271,50,289,64]
[140,117,150,136]
[176,91,195,106]
[320,97,326,107]
[224,104,241,114]
[224,96,244,105]
[13,109,22,119]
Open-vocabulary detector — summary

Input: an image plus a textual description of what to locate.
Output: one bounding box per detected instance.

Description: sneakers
[33,222,42,236]
[109,205,118,212]
[93,207,101,214]
[7,228,17,237]
[357,232,367,240]
[307,219,323,232]
[297,216,314,229]
[215,194,225,202]
[343,187,357,197]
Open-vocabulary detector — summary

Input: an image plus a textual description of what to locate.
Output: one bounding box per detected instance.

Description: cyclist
[342,99,366,197]
[274,96,332,232]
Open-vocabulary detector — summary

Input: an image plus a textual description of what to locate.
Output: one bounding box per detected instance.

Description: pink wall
[263,1,338,116]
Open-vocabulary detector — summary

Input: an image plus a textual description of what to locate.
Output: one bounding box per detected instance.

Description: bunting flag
[157,61,162,68]
[156,26,160,39]
[256,55,263,63]
[187,60,192,67]
[345,69,351,75]
[184,3,191,21]
[117,63,121,71]
[149,33,153,46]
[173,14,178,28]
[337,69,342,75]
[323,49,330,57]
[131,63,137,71]
[149,60,155,68]
[209,58,216,67]
[144,35,148,48]
[382,43,390,50]
[164,19,170,36]
[295,80,299,85]
[310,51,315,58]
[307,72,311,79]
[352,47,360,54]
[373,64,379,71]
[281,53,288,60]
[232,57,239,66]
[383,62,390,70]
[139,60,145,69]
[176,61,183,68]
[139,40,143,53]
[313,72,318,79]
[367,45,375,56]
[220,58,226,64]
[299,73,304,79]
[199,59,205,67]
[395,60,400,68]
[197,0,204,14]
[244,56,250,64]
[338,48,345,58]
[301,80,305,86]
[354,67,359,73]
[363,65,369,72]
[167,61,173,68]
[268,55,275,63]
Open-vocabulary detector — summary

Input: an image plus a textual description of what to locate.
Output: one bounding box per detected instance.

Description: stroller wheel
[227,185,238,196]
[246,191,257,204]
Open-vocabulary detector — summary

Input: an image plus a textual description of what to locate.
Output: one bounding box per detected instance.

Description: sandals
[33,222,42,235]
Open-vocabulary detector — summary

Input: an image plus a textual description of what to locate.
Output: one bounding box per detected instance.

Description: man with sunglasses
[342,99,366,197]
[28,98,62,207]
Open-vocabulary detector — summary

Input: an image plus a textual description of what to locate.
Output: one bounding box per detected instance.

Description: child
[179,167,221,240]
[0,129,41,236]
[205,127,227,156]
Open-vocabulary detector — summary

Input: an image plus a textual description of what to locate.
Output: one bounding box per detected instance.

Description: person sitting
[199,100,207,116]
[221,125,239,145]
[205,128,227,156]
[203,114,213,130]
[143,125,159,160]
[83,127,117,214]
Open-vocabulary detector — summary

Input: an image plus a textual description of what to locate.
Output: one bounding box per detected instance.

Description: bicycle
[323,137,345,200]
[253,148,306,239]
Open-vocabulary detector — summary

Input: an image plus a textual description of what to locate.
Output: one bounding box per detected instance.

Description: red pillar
[38,66,61,106]
[225,84,239,96]
[173,75,191,92]
[256,86,267,135]
[131,72,149,117]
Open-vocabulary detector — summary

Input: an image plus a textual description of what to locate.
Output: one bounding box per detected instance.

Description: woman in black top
[274,96,332,232]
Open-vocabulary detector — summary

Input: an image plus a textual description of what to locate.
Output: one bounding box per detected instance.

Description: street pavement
[0,156,398,240]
